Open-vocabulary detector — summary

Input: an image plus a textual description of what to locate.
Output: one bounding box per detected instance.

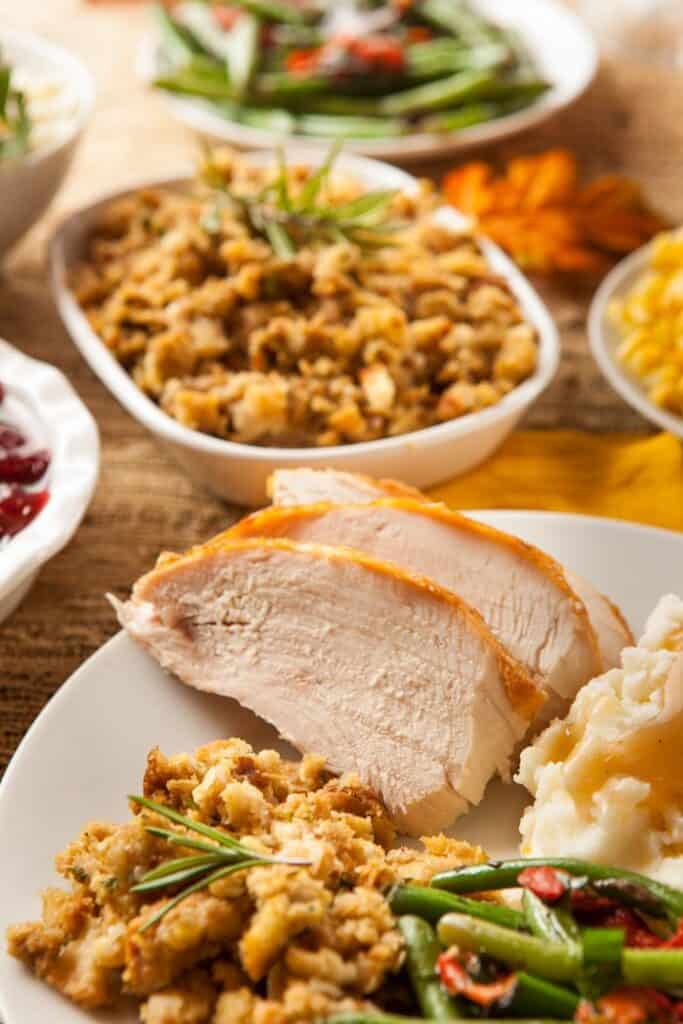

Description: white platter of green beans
[139,0,597,161]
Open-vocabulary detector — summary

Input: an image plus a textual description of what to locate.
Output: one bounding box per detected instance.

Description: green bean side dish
[151,0,550,140]
[325,858,683,1023]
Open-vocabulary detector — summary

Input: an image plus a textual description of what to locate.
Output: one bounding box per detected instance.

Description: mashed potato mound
[517,594,683,886]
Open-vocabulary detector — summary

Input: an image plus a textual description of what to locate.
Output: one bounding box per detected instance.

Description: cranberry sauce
[0,381,50,540]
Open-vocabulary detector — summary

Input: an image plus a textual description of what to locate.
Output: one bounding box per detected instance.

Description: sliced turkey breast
[115,538,544,835]
[268,467,426,507]
[229,500,600,720]
[268,469,633,685]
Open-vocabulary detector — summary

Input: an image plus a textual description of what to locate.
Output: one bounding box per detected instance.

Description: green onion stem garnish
[129,794,311,932]
[0,54,31,162]
[200,140,401,254]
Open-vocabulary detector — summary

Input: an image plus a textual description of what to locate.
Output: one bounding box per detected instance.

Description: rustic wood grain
[1,0,682,771]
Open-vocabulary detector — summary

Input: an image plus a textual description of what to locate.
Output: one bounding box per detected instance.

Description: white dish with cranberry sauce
[0,340,99,623]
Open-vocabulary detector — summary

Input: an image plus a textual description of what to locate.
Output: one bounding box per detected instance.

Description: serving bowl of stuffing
[0,29,95,255]
[0,339,99,623]
[50,147,558,505]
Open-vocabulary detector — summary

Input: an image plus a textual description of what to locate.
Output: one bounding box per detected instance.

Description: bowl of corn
[589,228,683,437]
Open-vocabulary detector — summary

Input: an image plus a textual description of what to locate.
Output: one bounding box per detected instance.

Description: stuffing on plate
[7,737,486,1021]
[72,147,538,448]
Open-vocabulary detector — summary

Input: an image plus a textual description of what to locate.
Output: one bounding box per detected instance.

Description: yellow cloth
[428,430,683,532]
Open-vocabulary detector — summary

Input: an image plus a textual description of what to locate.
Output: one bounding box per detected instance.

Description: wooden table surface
[2,0,683,772]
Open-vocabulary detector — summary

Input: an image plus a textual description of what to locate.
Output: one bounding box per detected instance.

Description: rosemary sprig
[129,794,311,932]
[199,142,401,254]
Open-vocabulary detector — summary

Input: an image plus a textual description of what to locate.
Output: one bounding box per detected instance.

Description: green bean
[437,914,581,983]
[177,5,236,63]
[399,916,458,1020]
[509,973,580,1018]
[419,101,500,133]
[294,96,385,116]
[296,113,406,139]
[379,69,496,116]
[622,949,683,988]
[153,4,208,66]
[407,39,507,78]
[180,5,260,98]
[326,1015,430,1023]
[255,71,330,99]
[478,76,549,103]
[390,885,527,930]
[522,890,580,949]
[154,64,234,100]
[416,0,497,47]
[231,0,308,25]
[226,13,260,98]
[271,25,324,47]
[581,928,624,969]
[237,106,296,132]
[431,859,683,928]
[327,1016,573,1024]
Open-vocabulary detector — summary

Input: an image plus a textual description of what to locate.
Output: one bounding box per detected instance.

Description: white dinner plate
[588,242,683,439]
[139,0,597,163]
[2,511,682,1023]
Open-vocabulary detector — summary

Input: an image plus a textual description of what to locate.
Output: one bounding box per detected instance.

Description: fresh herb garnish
[200,141,401,255]
[0,56,31,162]
[129,794,311,932]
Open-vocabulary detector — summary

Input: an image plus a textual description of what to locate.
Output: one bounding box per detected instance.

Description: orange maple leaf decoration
[443,149,667,275]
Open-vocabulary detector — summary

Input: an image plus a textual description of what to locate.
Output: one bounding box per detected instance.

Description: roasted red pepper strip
[606,908,661,948]
[664,920,683,948]
[518,865,567,903]
[437,950,517,1007]
[286,47,320,73]
[576,987,681,1024]
[574,906,683,949]
[287,35,405,76]
[571,887,616,915]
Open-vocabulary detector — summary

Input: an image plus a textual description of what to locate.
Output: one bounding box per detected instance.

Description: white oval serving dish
[50,149,559,506]
[2,511,681,1024]
[588,242,683,439]
[140,0,597,163]
[0,340,100,623]
[0,28,95,256]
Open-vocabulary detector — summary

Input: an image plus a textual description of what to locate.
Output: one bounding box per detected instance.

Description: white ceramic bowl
[588,242,683,438]
[0,340,100,623]
[139,0,597,163]
[0,29,95,256]
[50,150,559,506]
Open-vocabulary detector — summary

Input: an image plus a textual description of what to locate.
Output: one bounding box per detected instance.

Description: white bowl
[139,0,597,163]
[0,29,95,256]
[50,150,559,507]
[588,242,683,438]
[0,340,100,623]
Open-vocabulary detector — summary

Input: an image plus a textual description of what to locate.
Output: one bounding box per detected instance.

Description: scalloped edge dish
[0,340,100,622]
